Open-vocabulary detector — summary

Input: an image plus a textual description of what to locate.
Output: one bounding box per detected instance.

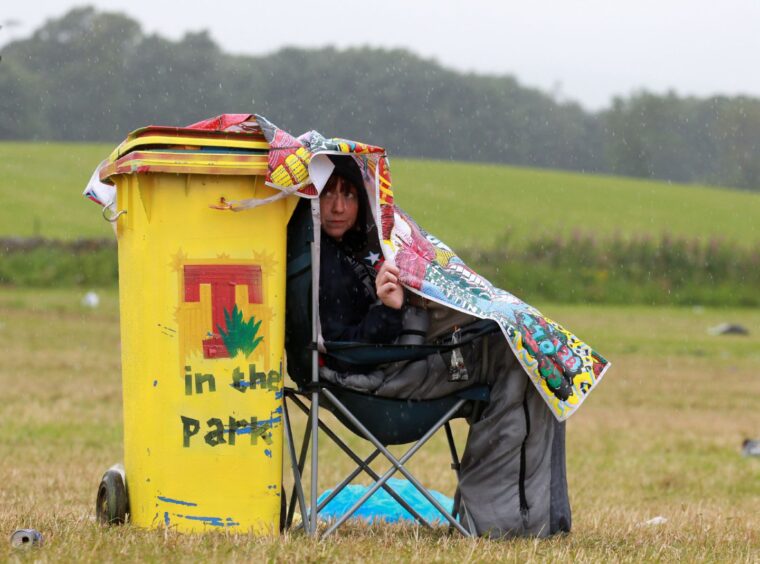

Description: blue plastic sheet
[317,478,454,524]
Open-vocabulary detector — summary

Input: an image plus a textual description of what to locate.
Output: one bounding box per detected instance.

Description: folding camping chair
[282,199,499,538]
[282,378,490,537]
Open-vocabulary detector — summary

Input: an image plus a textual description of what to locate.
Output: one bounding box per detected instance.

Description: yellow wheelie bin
[94,124,292,533]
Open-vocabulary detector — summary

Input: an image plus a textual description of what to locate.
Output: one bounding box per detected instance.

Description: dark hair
[326,155,370,252]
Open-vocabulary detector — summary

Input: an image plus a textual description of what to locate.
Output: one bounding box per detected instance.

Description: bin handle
[103,206,127,223]
[211,185,300,212]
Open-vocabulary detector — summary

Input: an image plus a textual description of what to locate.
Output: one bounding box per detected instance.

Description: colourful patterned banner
[386,207,608,420]
[238,115,609,420]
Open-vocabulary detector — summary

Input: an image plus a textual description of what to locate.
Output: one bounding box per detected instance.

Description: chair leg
[282,392,309,531]
[444,422,460,475]
[313,435,434,529]
[313,449,381,511]
[309,239,321,536]
[444,417,479,536]
[321,389,472,538]
[308,390,320,535]
[286,409,312,528]
[460,500,477,535]
[452,487,461,522]
[287,393,434,529]
[282,390,310,528]
[444,422,462,525]
[285,392,321,535]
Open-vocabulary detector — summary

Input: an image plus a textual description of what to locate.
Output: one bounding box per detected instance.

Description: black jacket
[319,234,403,370]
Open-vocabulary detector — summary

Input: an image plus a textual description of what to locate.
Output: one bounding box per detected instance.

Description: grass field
[2,288,760,561]
[2,142,760,247]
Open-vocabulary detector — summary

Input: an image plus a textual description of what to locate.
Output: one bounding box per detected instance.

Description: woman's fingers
[375,262,404,309]
[377,279,401,295]
[378,262,400,278]
[385,264,400,276]
[379,272,398,285]
[377,283,404,309]
[377,281,391,297]
[376,264,400,289]
[378,281,397,294]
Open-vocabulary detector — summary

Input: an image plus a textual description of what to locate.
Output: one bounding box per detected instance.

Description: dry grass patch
[1,290,759,561]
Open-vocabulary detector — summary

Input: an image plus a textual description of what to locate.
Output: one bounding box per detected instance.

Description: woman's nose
[332,195,346,212]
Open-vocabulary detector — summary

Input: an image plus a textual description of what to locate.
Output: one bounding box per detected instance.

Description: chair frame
[282,385,479,537]
[282,242,482,538]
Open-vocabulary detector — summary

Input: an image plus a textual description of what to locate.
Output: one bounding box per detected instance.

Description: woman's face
[320,175,359,240]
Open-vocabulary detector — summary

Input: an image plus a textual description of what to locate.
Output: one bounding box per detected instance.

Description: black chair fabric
[321,385,489,446]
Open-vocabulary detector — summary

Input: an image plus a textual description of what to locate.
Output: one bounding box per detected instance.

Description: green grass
[0,142,115,239]
[392,159,760,248]
[2,142,760,247]
[2,288,760,561]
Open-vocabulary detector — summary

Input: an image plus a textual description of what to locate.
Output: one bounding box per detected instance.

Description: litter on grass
[10,529,43,548]
[642,516,668,526]
[316,478,454,524]
[81,291,100,308]
[741,439,760,457]
[708,323,749,336]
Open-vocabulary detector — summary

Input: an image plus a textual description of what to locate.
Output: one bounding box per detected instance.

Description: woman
[318,159,403,348]
[317,156,571,538]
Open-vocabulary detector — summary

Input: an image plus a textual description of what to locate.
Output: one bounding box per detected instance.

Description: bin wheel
[96,469,128,525]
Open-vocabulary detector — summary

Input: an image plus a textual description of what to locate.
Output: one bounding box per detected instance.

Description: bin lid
[100,150,269,181]
[101,124,271,182]
[109,125,270,161]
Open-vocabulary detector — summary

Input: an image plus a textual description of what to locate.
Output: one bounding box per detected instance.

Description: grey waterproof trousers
[320,307,572,538]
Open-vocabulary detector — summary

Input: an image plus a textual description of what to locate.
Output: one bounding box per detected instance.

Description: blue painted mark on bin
[260,415,282,426]
[274,389,283,399]
[158,496,198,507]
[184,515,240,527]
[234,416,281,435]
[264,449,272,458]
[164,511,243,528]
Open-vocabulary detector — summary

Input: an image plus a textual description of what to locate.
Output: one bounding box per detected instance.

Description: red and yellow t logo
[183,265,263,358]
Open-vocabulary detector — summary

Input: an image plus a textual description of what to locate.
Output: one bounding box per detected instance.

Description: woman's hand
[375,262,404,310]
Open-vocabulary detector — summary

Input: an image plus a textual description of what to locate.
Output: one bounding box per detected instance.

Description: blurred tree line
[1,7,759,190]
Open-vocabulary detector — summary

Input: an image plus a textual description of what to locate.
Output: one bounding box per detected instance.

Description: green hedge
[2,235,758,307]
[0,238,117,286]
[462,232,760,307]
